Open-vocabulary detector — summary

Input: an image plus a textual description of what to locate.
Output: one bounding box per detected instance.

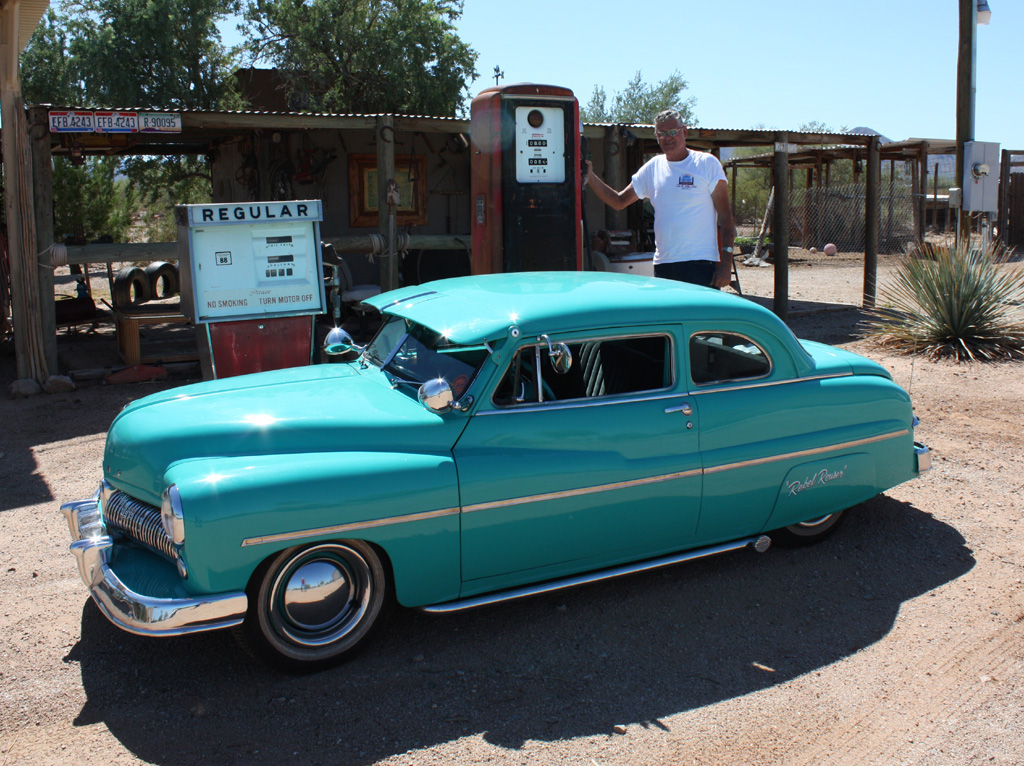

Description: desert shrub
[862,240,1024,362]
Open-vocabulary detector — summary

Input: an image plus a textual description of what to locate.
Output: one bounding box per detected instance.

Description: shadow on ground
[0,342,181,512]
[67,496,972,765]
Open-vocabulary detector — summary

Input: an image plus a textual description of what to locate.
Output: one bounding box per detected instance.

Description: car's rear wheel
[237,540,391,671]
[771,510,845,547]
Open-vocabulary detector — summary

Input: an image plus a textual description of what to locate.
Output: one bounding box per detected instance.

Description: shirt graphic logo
[677,175,695,188]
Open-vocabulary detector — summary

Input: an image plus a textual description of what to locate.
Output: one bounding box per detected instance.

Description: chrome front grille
[103,489,176,560]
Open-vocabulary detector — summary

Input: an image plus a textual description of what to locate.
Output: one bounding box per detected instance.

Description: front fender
[166,451,461,607]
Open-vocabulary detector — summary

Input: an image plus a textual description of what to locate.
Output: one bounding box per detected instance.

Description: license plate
[48,111,96,133]
[94,111,139,133]
[139,113,182,133]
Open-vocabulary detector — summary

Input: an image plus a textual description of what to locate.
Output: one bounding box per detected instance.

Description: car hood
[104,363,463,504]
[800,339,893,380]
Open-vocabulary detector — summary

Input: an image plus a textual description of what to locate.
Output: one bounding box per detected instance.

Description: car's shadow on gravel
[66,495,972,766]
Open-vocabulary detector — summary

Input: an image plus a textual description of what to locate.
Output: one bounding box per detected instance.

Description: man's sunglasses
[654,128,683,138]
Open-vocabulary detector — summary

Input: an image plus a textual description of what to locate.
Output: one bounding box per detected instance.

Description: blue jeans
[654,260,717,288]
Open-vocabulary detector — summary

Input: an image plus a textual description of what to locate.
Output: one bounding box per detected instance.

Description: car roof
[364,271,788,345]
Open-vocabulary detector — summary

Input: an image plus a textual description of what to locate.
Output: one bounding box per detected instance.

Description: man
[586,109,736,288]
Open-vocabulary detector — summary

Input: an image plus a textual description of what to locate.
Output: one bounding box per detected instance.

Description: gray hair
[654,109,683,126]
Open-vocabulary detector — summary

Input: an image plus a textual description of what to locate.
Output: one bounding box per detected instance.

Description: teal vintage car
[61,272,930,670]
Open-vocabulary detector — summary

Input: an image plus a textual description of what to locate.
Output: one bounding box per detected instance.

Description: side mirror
[323,326,362,357]
[418,378,454,413]
[539,334,572,375]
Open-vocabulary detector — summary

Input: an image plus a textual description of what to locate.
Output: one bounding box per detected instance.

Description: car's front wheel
[237,540,391,672]
[771,510,845,547]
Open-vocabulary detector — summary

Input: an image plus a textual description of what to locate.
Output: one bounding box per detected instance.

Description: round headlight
[160,484,185,545]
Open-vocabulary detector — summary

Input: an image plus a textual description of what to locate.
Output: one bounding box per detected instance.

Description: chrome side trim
[462,429,910,514]
[418,535,772,614]
[475,391,682,416]
[240,506,461,547]
[689,372,853,396]
[60,496,246,637]
[462,469,703,514]
[703,429,910,475]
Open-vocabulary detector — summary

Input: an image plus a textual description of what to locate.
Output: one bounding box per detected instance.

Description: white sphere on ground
[823,243,838,256]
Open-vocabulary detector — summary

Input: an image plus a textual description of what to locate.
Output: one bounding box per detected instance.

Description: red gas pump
[470,84,583,274]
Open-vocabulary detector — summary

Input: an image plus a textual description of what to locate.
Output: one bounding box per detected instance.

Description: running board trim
[418,535,772,614]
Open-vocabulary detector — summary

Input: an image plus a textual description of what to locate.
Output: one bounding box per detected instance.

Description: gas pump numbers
[216,252,232,266]
[515,106,565,184]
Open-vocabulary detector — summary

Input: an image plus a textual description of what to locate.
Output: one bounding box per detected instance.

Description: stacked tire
[112,261,179,307]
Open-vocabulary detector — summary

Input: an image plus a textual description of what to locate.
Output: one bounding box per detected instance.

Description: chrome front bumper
[60,494,247,637]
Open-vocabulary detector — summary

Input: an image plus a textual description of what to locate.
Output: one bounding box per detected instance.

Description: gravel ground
[1,250,1022,765]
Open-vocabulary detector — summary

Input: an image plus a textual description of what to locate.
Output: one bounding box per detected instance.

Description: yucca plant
[862,239,1024,362]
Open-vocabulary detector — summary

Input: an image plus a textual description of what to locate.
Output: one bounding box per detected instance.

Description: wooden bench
[115,302,197,366]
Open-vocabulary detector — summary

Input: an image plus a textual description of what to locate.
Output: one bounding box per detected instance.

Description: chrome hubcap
[268,544,372,648]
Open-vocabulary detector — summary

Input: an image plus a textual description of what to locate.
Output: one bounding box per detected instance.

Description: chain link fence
[731,156,960,254]
[790,180,915,254]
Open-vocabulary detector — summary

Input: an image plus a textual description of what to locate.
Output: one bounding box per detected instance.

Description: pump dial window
[527,109,544,128]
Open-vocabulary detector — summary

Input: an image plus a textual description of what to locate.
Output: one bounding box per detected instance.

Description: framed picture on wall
[348,153,428,227]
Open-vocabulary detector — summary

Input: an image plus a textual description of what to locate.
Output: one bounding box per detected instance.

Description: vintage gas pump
[176,200,326,379]
[471,84,583,274]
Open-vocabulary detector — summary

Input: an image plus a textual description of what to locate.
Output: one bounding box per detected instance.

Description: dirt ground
[2,251,1023,766]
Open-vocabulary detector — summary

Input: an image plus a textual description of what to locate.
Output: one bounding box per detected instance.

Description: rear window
[689,332,771,384]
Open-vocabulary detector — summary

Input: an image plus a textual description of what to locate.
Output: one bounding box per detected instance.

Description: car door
[686,324,854,543]
[453,330,703,591]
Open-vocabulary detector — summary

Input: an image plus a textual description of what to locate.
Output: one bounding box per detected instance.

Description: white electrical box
[515,106,566,184]
[962,141,1000,213]
[176,201,325,323]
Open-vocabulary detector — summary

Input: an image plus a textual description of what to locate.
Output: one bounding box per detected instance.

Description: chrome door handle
[664,402,692,416]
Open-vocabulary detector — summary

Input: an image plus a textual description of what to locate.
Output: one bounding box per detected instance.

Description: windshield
[364,315,489,399]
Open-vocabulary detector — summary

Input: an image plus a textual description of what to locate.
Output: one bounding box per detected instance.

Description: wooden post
[376,115,398,291]
[911,154,921,242]
[998,148,1010,245]
[1,7,47,382]
[29,105,57,374]
[864,136,881,308]
[730,163,736,215]
[955,0,976,245]
[772,134,789,320]
[886,158,895,250]
[604,126,625,230]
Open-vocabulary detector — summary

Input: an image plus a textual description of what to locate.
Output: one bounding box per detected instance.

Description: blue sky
[221,0,1023,148]
[453,0,1021,147]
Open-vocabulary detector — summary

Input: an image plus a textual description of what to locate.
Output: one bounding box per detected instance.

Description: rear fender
[762,452,876,531]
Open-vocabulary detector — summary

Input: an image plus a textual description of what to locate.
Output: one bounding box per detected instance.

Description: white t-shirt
[631,150,727,265]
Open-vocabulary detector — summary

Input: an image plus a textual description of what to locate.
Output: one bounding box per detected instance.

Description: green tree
[20,0,244,241]
[52,158,137,242]
[19,8,84,105]
[580,70,696,125]
[243,0,478,116]
[68,0,244,110]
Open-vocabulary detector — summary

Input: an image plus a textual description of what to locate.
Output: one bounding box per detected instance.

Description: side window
[689,332,771,385]
[492,334,671,406]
